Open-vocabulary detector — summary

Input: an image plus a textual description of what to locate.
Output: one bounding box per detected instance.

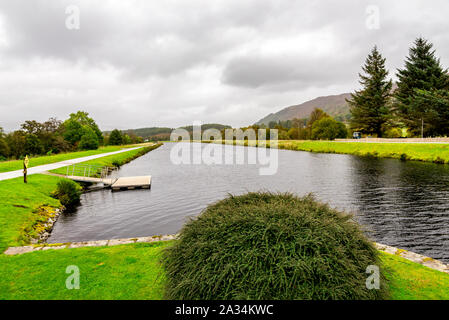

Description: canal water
[48,143,449,263]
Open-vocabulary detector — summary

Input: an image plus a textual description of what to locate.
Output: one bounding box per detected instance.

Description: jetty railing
[65,164,119,180]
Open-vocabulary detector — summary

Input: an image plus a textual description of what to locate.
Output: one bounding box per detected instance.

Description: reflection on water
[48,143,449,263]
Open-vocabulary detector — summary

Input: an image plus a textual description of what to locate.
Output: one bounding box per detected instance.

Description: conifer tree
[347,46,392,137]
[395,37,449,136]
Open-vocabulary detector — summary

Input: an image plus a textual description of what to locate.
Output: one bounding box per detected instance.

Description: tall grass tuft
[163,192,389,300]
[52,179,82,210]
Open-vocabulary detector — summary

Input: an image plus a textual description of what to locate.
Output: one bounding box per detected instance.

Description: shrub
[163,192,388,300]
[52,180,82,209]
[384,128,403,138]
[311,118,348,140]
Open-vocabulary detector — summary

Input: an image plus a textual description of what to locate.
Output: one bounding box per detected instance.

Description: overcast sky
[0,0,448,131]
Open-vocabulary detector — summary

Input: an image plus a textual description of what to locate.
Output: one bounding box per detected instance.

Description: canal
[48,143,449,263]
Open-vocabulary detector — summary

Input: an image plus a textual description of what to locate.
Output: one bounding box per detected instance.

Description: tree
[0,127,9,159]
[268,121,277,129]
[21,118,65,154]
[5,131,26,159]
[287,128,299,139]
[21,120,43,135]
[306,108,329,138]
[78,126,99,150]
[308,108,329,127]
[24,134,44,155]
[122,134,132,145]
[63,111,103,146]
[311,118,348,140]
[109,129,123,145]
[347,46,392,137]
[395,38,449,136]
[63,119,83,146]
[408,89,449,136]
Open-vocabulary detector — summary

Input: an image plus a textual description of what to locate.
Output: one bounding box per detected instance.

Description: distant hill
[109,124,232,141]
[180,124,232,132]
[256,93,352,125]
[122,127,173,138]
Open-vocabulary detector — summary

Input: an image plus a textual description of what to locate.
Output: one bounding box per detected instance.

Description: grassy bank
[50,143,163,176]
[380,252,449,300]
[0,174,62,252]
[0,241,171,300]
[0,241,448,300]
[0,143,163,253]
[205,140,449,164]
[278,140,449,164]
[0,146,126,173]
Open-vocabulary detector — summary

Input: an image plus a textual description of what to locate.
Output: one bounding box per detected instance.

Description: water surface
[49,143,449,263]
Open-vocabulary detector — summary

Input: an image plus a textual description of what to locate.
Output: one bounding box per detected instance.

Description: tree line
[238,108,348,141]
[348,37,449,138]
[0,111,142,161]
[106,129,143,146]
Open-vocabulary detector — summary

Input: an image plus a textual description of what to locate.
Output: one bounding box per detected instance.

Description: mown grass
[380,252,449,300]
[277,140,449,164]
[0,174,63,253]
[0,144,162,253]
[0,146,125,173]
[0,241,448,300]
[49,143,162,176]
[202,140,449,164]
[0,241,171,300]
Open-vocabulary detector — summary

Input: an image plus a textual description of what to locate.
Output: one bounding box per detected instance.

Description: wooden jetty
[111,176,152,191]
[65,175,115,185]
[44,164,152,191]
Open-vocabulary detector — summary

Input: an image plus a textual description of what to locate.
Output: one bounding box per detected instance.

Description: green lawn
[277,140,449,164]
[50,143,162,176]
[0,144,162,253]
[0,174,63,253]
[1,140,448,299]
[380,252,449,300]
[0,146,126,173]
[205,140,449,164]
[0,241,448,300]
[0,241,170,300]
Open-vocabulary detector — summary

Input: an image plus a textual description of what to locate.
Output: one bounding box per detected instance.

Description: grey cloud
[0,0,449,131]
[221,53,360,90]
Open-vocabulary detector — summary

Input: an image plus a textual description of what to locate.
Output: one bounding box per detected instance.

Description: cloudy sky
[0,0,448,131]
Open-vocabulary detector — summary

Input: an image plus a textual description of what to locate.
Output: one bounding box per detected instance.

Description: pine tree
[347,46,392,137]
[395,37,449,136]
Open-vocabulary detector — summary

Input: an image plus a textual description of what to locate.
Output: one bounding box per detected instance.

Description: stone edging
[4,237,449,275]
[3,234,178,255]
[375,243,449,274]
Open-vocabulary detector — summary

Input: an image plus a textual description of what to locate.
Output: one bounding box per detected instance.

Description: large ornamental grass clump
[163,192,388,300]
[52,179,82,210]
